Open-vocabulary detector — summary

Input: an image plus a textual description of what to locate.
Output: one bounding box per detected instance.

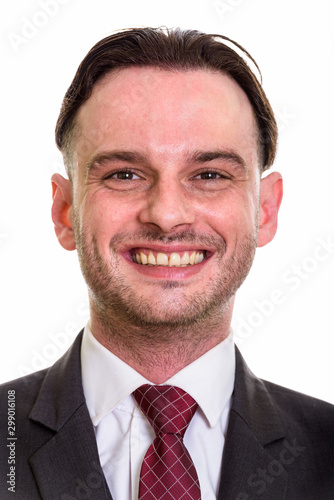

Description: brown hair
[55,27,277,175]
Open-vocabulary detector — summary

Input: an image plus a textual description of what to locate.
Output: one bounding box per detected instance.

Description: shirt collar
[165,335,235,427]
[81,323,235,428]
[81,323,149,425]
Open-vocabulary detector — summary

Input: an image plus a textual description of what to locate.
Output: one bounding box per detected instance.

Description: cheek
[199,191,258,238]
[81,193,136,244]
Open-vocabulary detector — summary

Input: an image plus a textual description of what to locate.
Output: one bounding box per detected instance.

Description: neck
[89,301,233,384]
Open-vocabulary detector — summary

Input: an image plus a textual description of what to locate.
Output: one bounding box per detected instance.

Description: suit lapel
[218,347,287,500]
[28,331,112,500]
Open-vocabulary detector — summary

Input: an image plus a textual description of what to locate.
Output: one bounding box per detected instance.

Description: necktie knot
[134,385,198,437]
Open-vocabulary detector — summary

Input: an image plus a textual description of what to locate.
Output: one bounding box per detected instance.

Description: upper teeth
[133,251,205,267]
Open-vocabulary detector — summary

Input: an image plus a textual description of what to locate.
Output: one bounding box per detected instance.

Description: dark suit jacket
[0,330,333,500]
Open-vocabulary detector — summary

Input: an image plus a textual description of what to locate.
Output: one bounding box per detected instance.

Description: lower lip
[124,255,209,280]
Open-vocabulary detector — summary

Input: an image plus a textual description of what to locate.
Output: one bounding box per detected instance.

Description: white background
[1,0,333,403]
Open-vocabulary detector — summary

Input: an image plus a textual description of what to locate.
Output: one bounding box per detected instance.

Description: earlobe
[257,172,283,248]
[51,173,76,251]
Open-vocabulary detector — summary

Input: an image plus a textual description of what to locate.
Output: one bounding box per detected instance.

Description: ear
[257,172,283,248]
[51,173,76,251]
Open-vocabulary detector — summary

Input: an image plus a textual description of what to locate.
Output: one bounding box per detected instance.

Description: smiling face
[52,67,282,337]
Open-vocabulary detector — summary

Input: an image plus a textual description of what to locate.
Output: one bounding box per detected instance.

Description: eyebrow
[86,151,147,175]
[190,149,248,172]
[86,148,248,175]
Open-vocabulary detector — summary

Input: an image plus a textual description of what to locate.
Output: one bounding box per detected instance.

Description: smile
[130,249,206,267]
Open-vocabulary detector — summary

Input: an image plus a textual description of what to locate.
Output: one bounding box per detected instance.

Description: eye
[192,171,230,180]
[197,172,220,180]
[101,168,145,191]
[105,170,141,180]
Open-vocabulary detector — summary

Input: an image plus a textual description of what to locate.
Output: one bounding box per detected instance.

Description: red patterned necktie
[134,384,201,500]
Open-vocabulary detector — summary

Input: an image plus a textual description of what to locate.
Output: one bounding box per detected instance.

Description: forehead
[74,67,259,167]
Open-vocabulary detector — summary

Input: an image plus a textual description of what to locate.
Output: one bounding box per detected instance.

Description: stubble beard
[73,222,258,348]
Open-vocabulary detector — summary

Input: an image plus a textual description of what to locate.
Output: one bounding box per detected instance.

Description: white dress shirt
[81,323,235,500]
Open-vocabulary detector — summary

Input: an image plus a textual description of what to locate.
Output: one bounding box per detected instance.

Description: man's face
[64,68,271,328]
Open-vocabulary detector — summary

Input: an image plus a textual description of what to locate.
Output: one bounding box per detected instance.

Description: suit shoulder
[262,378,334,409]
[0,369,48,413]
[262,378,334,435]
[0,369,48,391]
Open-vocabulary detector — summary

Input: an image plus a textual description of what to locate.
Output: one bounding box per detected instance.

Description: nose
[138,178,195,233]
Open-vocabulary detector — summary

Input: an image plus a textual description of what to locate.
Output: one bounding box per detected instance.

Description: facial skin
[52,67,282,382]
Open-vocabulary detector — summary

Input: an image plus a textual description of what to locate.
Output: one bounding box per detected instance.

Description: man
[0,27,333,500]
